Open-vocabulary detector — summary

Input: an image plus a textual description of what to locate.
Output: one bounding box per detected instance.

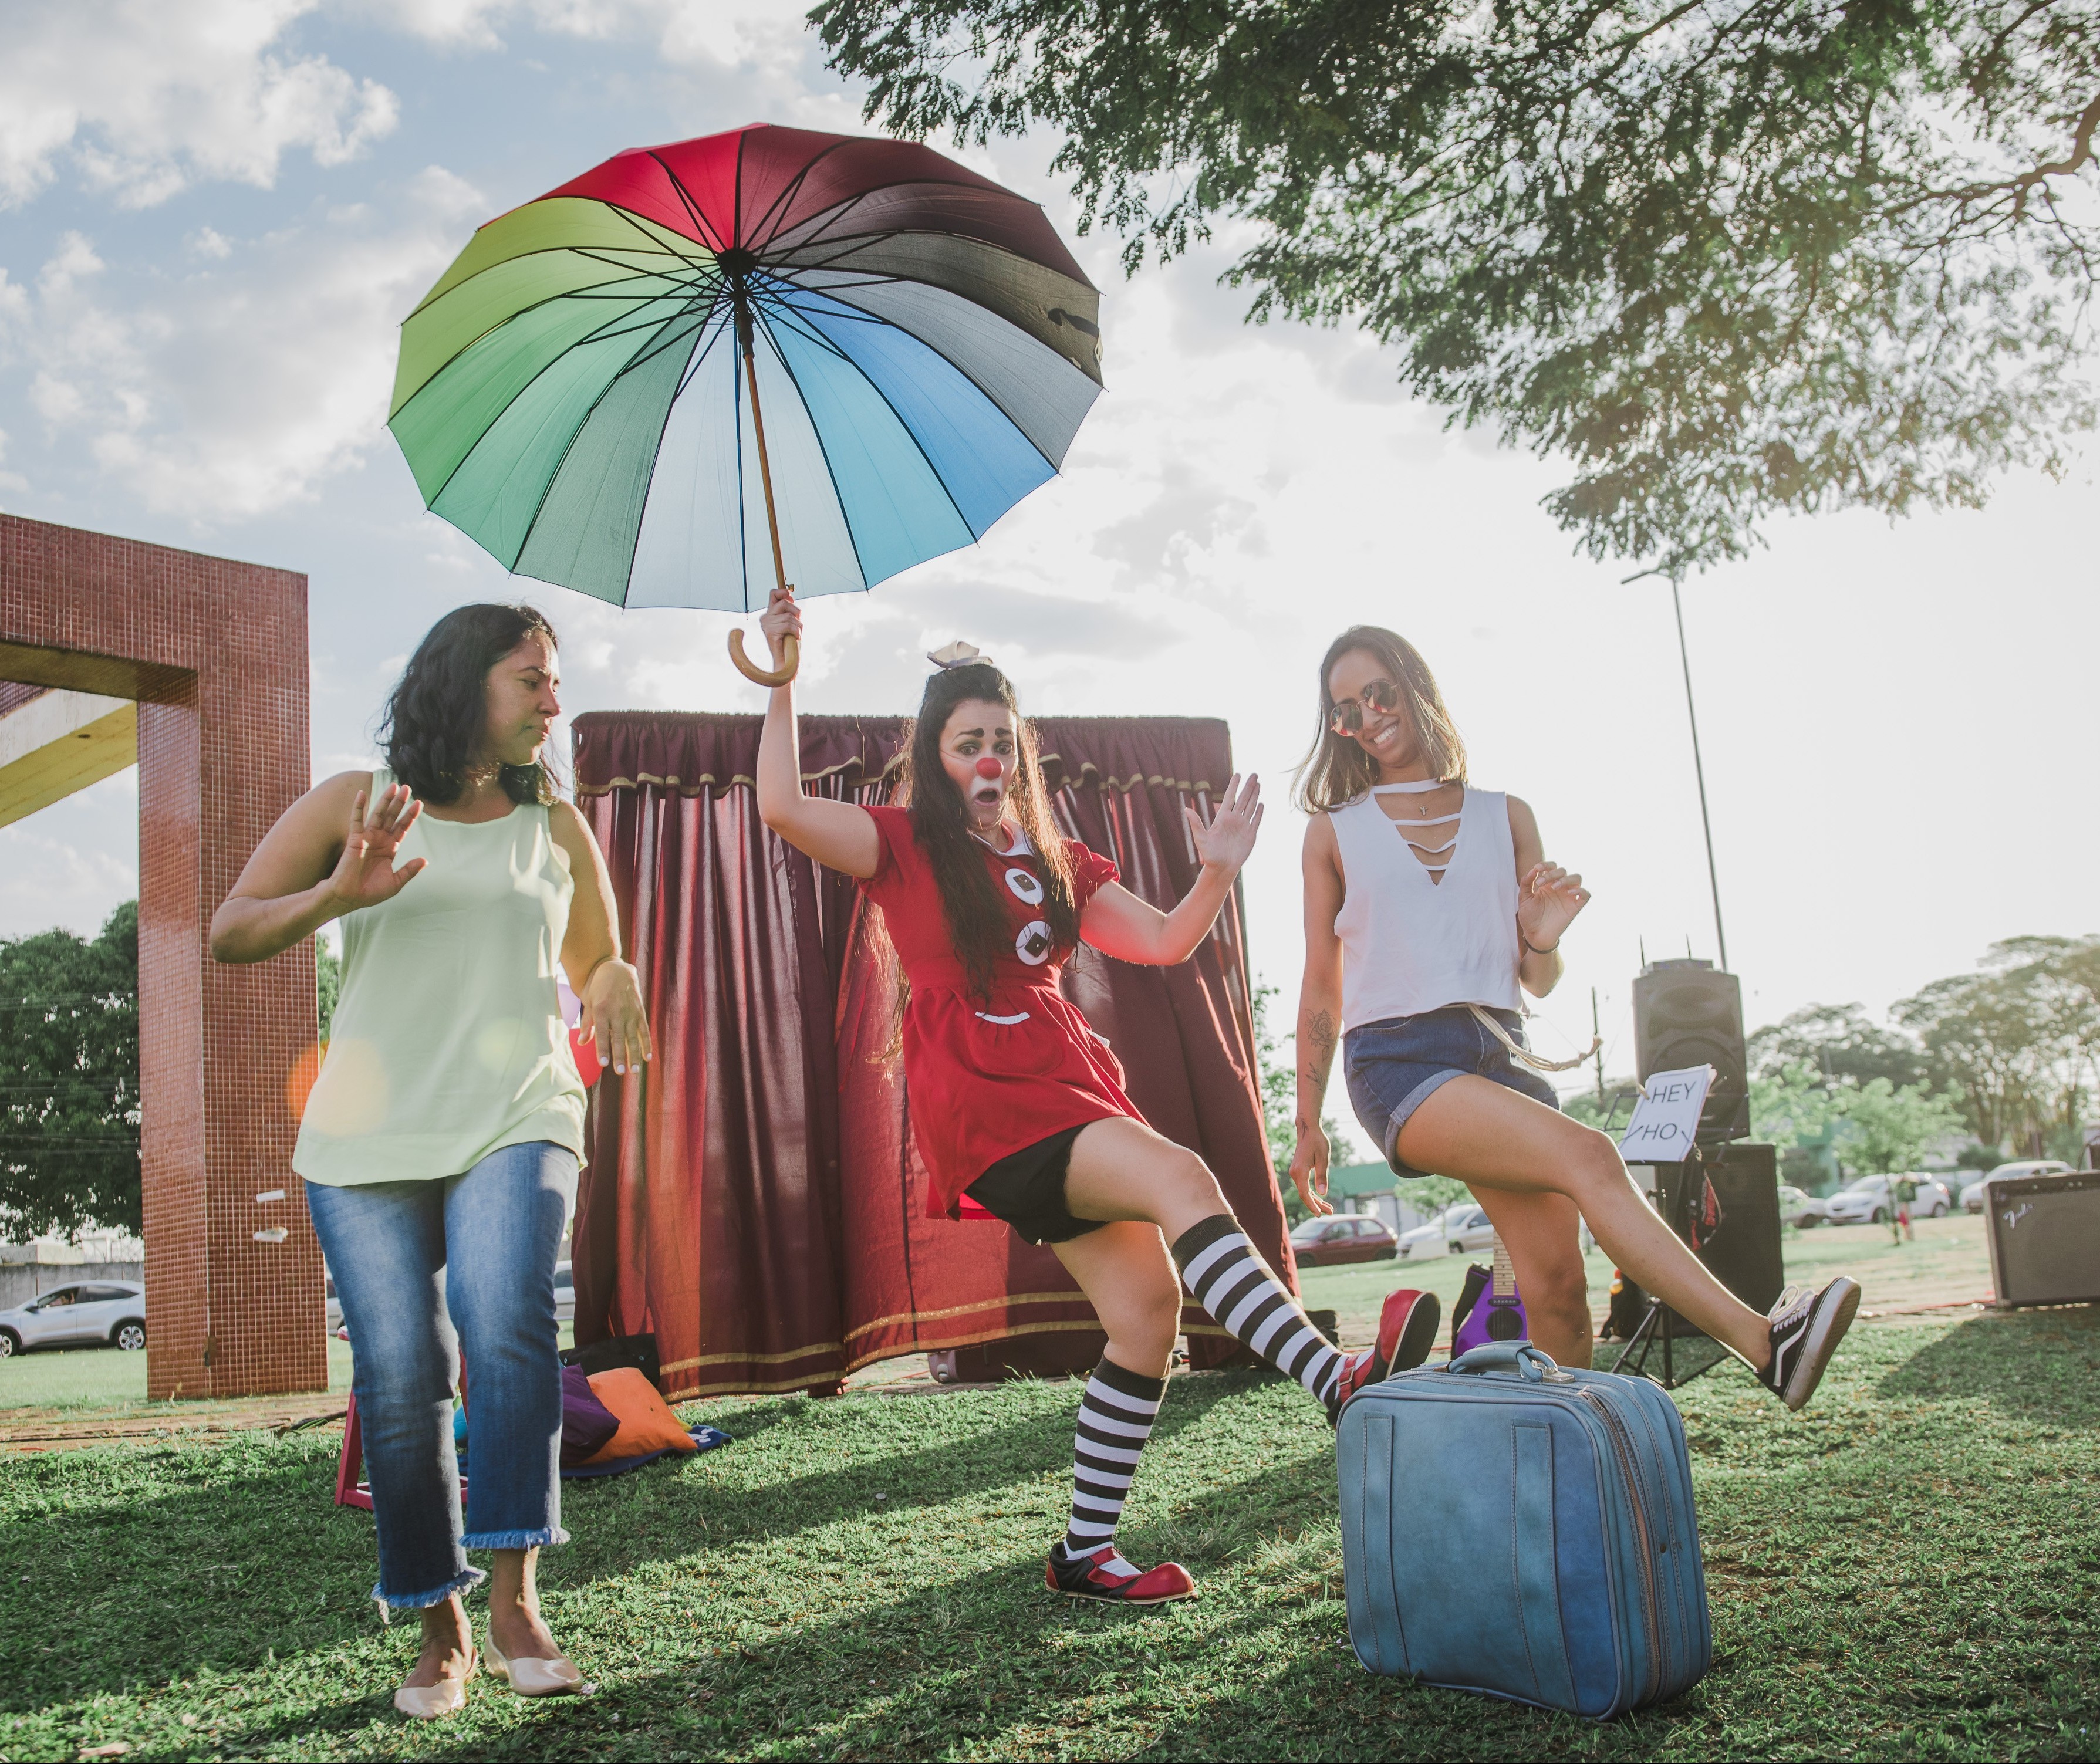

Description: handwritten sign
[1618,1066,1715,1163]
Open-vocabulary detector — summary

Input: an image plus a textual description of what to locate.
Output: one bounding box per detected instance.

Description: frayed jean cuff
[372,1565,485,1614]
[461,1526,569,1551]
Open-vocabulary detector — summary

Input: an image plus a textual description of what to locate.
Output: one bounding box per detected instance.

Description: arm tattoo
[1298,1010,1338,1128]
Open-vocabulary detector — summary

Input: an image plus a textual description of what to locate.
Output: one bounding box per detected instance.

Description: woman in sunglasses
[1289,625,1858,1410]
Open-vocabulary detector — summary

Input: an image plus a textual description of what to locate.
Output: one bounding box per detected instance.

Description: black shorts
[963,1124,1106,1245]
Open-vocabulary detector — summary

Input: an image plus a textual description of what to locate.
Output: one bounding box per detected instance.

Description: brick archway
[1,515,322,1398]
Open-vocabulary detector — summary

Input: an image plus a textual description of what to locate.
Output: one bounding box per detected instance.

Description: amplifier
[1985,1171,2100,1307]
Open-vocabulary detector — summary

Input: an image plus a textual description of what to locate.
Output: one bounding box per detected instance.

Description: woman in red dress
[755,590,1439,1604]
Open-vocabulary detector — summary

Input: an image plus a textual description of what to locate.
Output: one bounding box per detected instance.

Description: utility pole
[1672,576,1729,972]
[1592,987,1607,1109]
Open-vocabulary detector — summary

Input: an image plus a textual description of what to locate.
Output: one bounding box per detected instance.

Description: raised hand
[759,583,802,666]
[1185,773,1264,874]
[325,784,426,914]
[1517,862,1589,952]
[578,958,653,1078]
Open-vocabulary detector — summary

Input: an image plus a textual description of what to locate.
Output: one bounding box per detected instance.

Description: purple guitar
[1452,1231,1530,1356]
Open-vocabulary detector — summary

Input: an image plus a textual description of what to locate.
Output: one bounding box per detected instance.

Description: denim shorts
[1343,1006,1561,1177]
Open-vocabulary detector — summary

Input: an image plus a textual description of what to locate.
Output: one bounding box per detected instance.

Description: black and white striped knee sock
[1064,1359,1164,1559]
[1173,1215,1343,1406]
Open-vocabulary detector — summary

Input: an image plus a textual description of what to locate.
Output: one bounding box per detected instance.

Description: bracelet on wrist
[1522,935,1561,957]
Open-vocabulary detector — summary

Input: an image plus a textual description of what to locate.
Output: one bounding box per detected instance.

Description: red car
[1289,1214,1401,1266]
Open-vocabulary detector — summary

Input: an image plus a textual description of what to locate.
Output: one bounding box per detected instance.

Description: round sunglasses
[1329,677,1404,735]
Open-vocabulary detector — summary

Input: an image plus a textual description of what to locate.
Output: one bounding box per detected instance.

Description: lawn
[0,1338,356,1414]
[1,1301,2094,1762]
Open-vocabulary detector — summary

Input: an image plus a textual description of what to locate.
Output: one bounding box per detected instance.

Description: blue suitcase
[1336,1341,1711,1719]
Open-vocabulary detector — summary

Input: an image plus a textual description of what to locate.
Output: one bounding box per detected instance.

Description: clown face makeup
[939,697,1016,832]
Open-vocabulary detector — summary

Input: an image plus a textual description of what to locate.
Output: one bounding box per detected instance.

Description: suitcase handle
[1449,1341,1559,1381]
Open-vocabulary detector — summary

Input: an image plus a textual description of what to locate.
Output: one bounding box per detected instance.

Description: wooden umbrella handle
[730,629,799,687]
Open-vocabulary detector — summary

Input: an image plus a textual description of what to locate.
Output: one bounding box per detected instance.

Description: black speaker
[1633,958,1750,1142]
[1654,1143,1785,1318]
[1611,1145,1786,1383]
[1984,1171,2100,1307]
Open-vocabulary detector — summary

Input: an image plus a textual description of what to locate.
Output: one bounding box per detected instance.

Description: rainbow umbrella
[388,123,1103,681]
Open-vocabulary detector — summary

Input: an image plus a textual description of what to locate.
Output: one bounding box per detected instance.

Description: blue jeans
[306,1141,578,1610]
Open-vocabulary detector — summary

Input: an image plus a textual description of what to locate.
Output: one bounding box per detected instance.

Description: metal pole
[1592,988,1606,1109]
[1671,577,1728,972]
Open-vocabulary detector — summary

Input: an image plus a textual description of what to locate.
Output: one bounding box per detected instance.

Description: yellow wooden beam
[0,689,139,829]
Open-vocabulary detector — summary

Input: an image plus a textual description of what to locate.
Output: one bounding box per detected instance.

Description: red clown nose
[974,757,1003,780]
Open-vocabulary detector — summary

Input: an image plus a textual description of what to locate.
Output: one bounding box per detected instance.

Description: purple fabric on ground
[558,1364,621,1466]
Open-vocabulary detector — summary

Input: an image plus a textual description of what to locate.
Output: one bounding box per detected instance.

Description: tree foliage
[0,905,140,1238]
[0,909,337,1241]
[1750,1001,1930,1088]
[1751,1059,1963,1179]
[818,0,2100,572]
[1894,934,2100,1155]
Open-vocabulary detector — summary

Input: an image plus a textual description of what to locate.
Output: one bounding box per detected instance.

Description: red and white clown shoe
[1046,1543,1197,1606]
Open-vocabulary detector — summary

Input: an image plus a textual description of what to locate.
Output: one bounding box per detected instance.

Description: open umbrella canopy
[389,123,1103,611]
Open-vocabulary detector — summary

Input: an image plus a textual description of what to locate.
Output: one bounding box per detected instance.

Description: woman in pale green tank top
[212,604,650,1716]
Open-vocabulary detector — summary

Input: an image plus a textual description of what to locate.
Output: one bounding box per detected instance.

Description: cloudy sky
[4,0,2097,1114]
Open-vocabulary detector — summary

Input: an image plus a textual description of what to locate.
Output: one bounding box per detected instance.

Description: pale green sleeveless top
[293,767,588,1186]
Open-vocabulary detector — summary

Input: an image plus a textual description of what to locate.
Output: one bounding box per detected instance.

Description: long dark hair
[1293,624,1467,814]
[894,660,1079,999]
[380,603,561,807]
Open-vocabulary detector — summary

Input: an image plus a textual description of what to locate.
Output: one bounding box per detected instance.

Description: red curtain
[570,711,1294,1398]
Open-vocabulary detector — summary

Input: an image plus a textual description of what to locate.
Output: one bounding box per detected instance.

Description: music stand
[1608,1143,1732,1390]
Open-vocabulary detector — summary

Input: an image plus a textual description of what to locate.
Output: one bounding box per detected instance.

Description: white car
[1440,1202,1498,1255]
[1824,1174,1952,1225]
[0,1281,147,1356]
[1778,1184,1828,1228]
[1961,1160,2071,1214]
[1396,1210,1453,1259]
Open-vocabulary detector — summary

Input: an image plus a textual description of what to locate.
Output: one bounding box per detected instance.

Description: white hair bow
[927,640,994,670]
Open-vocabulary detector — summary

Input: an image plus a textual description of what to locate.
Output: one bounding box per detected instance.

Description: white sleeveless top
[293,768,587,1186]
[1330,784,1522,1030]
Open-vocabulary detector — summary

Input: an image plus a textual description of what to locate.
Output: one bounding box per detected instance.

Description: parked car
[1397,1210,1453,1259]
[1961,1160,2071,1214]
[0,1282,146,1357]
[1778,1184,1828,1228]
[553,1259,575,1322]
[1823,1174,1952,1225]
[1288,1215,1400,1267]
[1441,1202,1498,1255]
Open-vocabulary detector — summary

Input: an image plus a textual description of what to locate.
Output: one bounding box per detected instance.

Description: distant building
[1324,1163,1440,1234]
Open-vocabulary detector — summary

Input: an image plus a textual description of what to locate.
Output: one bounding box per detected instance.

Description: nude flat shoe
[484,1625,586,1697]
[392,1653,475,1719]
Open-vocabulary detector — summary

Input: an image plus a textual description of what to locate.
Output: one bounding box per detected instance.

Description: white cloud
[0,0,397,209]
[349,0,813,67]
[17,168,484,519]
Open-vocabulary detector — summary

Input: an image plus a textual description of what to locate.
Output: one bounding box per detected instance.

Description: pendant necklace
[1372,778,1448,819]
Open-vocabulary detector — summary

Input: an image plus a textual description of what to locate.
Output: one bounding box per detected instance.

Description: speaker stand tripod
[1612,1143,1733,1390]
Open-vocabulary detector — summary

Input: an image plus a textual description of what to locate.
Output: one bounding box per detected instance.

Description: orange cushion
[579,1367,697,1465]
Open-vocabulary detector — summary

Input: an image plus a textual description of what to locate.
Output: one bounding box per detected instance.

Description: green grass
[1,1310,2094,1761]
[0,1339,357,1413]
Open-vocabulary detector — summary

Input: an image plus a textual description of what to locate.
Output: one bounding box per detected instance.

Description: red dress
[857,804,1144,1220]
